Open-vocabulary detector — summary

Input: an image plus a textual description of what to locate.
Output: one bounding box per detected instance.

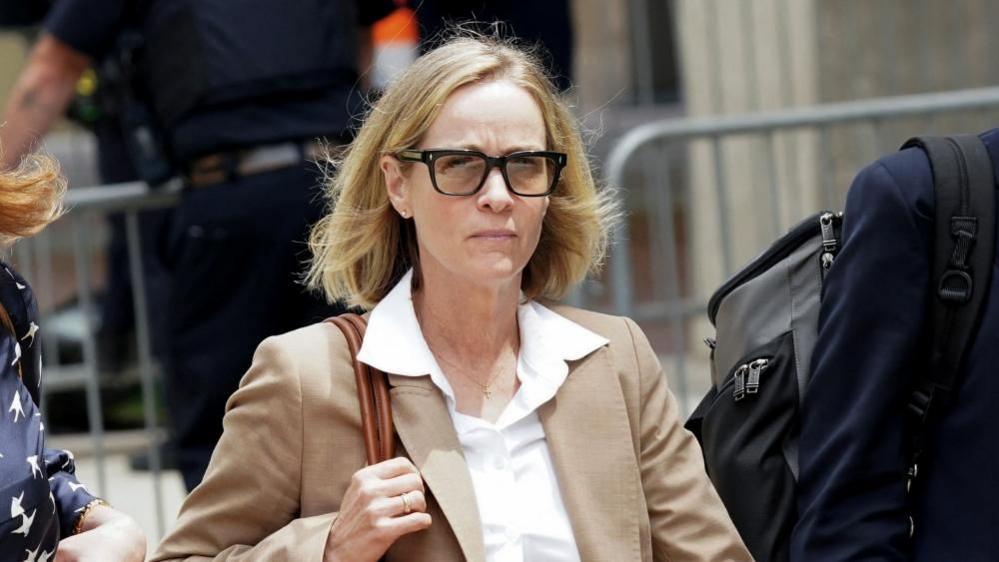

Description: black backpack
[684,135,996,562]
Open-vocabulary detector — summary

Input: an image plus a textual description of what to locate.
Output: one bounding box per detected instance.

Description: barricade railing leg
[648,144,691,414]
[124,210,166,537]
[71,213,107,496]
[710,135,735,277]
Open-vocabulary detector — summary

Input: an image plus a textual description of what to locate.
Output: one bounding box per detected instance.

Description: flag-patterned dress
[0,263,100,561]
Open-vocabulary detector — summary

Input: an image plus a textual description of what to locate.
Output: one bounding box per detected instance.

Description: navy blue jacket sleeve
[44,448,100,538]
[791,148,935,561]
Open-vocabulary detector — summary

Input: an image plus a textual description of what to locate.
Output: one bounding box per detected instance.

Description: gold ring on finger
[401,491,412,514]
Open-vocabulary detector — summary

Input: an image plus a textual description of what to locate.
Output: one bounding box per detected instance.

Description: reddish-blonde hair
[0,153,66,246]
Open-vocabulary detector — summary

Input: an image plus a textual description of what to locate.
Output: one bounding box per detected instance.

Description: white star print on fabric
[3,267,25,290]
[9,390,24,422]
[12,507,35,536]
[20,322,39,346]
[68,481,88,494]
[61,449,74,470]
[23,544,52,562]
[11,341,20,367]
[26,455,42,478]
[11,491,24,518]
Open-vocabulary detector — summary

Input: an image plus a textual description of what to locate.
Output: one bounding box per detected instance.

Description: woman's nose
[477,167,514,211]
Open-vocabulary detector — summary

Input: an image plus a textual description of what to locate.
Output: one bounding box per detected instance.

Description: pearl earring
[400,210,408,218]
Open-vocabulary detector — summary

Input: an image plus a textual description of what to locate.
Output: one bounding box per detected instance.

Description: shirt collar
[356,269,609,415]
[356,269,438,377]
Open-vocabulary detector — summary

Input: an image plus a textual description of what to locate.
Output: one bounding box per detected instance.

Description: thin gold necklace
[432,350,506,399]
[415,298,514,399]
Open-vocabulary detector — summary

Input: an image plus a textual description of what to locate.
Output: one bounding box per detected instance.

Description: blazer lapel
[389,374,486,562]
[539,348,642,561]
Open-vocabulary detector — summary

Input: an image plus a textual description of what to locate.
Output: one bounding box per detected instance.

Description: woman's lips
[470,229,517,240]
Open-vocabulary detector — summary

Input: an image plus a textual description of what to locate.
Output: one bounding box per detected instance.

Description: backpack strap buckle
[948,217,978,267]
[937,270,973,303]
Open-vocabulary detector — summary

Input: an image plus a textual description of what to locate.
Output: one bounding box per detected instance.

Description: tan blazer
[151,306,751,562]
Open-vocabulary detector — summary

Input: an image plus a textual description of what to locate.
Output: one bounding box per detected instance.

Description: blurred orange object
[370,6,419,89]
[373,6,418,45]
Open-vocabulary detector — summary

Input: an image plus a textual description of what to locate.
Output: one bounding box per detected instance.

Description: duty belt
[185,141,326,188]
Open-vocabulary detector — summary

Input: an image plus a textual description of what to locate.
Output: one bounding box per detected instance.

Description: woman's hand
[55,505,146,562]
[324,457,432,562]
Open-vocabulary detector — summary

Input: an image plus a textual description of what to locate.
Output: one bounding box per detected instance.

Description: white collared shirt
[357,270,608,562]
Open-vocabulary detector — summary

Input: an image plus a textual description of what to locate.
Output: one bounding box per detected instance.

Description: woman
[0,154,146,561]
[152,36,751,562]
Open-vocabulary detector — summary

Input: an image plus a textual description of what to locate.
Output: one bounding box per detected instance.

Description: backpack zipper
[820,212,840,271]
[733,364,748,402]
[708,212,842,323]
[731,358,771,402]
[746,358,769,394]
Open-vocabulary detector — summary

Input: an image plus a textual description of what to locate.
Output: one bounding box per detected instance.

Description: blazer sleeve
[791,157,932,561]
[151,336,336,562]
[625,318,753,562]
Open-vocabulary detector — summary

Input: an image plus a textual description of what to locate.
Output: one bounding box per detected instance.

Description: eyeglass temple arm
[395,149,425,162]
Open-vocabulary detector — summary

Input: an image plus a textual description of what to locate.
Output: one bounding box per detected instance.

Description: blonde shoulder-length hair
[0,153,66,247]
[306,35,619,309]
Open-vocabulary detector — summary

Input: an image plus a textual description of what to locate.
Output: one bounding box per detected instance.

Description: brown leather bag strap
[326,314,395,465]
[341,313,395,462]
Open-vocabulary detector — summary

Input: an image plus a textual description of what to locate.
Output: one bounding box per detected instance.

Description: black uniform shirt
[45,0,395,163]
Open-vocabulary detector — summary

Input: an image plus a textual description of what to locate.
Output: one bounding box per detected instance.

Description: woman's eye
[509,157,544,174]
[440,156,477,171]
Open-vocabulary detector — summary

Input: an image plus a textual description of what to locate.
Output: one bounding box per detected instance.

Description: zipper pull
[733,364,748,402]
[747,358,769,394]
[703,337,717,350]
[820,212,839,271]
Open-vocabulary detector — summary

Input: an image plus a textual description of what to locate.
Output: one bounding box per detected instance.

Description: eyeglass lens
[433,154,556,195]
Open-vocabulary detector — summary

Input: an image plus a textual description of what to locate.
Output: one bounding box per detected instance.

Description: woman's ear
[380,154,410,216]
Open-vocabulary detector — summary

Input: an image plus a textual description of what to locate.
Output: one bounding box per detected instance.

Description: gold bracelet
[72,498,110,535]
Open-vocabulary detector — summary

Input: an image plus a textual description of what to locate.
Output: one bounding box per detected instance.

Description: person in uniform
[1,0,396,490]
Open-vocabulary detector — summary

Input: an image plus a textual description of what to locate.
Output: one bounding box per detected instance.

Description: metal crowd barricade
[14,180,181,537]
[600,85,999,414]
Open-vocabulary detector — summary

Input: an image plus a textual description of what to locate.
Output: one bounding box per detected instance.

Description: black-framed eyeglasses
[395,149,567,197]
